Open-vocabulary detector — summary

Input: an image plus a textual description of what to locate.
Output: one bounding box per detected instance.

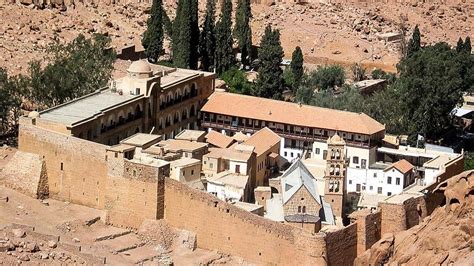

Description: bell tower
[324,133,347,219]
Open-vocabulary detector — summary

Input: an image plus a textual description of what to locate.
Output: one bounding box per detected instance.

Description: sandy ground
[0,180,249,264]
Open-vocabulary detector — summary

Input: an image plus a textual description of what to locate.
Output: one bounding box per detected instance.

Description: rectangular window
[298,206,301,213]
[378,187,382,194]
[323,150,328,159]
[361,159,367,168]
[362,185,366,191]
[356,184,361,192]
[191,170,194,175]
[373,173,377,177]
[370,186,373,190]
[60,162,63,171]
[387,192,392,196]
[291,152,294,157]
[284,151,287,156]
[182,170,186,176]
[349,180,352,184]
[302,206,306,213]
[210,163,213,168]
[353,156,359,164]
[315,148,320,154]
[387,176,392,184]
[235,164,240,174]
[396,178,400,185]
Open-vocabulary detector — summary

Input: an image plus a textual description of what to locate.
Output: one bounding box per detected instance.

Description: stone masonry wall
[284,185,321,216]
[325,223,358,266]
[0,150,49,199]
[18,117,108,209]
[163,178,328,265]
[349,209,381,256]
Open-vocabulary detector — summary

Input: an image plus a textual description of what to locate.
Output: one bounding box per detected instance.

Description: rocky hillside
[0,0,472,75]
[355,171,474,265]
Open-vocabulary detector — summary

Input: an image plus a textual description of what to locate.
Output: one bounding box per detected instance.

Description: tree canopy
[215,0,234,75]
[290,46,304,89]
[253,25,284,99]
[142,0,164,62]
[172,0,192,68]
[234,0,252,67]
[200,0,216,72]
[27,34,115,108]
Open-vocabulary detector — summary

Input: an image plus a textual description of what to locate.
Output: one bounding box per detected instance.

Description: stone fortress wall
[6,115,459,264]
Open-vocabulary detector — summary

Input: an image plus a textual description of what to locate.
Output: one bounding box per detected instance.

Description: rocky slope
[0,0,472,75]
[355,170,474,265]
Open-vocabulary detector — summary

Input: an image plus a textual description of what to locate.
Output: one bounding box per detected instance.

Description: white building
[206,171,250,202]
[346,159,415,196]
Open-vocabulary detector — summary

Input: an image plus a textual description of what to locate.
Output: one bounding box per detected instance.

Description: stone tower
[324,133,347,219]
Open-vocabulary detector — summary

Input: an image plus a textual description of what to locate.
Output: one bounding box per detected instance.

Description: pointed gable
[281,158,321,205]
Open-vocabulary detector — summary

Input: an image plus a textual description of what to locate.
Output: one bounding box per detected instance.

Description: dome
[127,60,152,74]
[28,111,40,118]
[328,132,345,144]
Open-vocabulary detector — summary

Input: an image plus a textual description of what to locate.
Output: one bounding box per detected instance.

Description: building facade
[32,60,215,145]
[200,92,385,163]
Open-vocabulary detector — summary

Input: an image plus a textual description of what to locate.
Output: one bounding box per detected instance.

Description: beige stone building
[241,127,281,187]
[31,60,215,145]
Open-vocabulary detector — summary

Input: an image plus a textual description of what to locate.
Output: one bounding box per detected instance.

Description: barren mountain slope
[0,1,472,75]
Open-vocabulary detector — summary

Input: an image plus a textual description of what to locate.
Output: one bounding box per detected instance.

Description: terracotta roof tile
[385,159,414,174]
[242,127,281,156]
[201,92,385,135]
[205,130,235,148]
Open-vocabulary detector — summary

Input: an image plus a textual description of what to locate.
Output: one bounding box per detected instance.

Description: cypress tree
[172,0,192,68]
[234,0,252,67]
[254,25,284,99]
[189,0,200,69]
[464,37,471,54]
[290,46,304,89]
[215,0,234,75]
[456,37,464,53]
[406,25,421,58]
[200,0,216,72]
[142,0,164,62]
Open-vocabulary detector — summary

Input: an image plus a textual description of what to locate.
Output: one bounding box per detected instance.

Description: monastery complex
[1,60,466,264]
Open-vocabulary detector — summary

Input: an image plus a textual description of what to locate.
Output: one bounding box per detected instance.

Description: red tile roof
[385,159,414,174]
[201,92,385,135]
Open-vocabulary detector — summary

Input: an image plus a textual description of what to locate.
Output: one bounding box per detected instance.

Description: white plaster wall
[346,146,371,169]
[424,168,441,185]
[229,161,248,175]
[382,168,405,195]
[207,182,243,202]
[312,141,328,160]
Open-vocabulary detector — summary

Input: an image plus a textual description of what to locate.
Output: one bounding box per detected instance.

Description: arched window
[191,83,197,97]
[135,104,142,118]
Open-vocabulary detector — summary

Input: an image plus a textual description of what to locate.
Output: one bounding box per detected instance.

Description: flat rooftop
[232,201,263,213]
[170,157,201,168]
[423,154,461,169]
[205,147,253,162]
[160,68,214,89]
[207,171,249,189]
[157,139,208,152]
[357,193,389,208]
[175,129,207,141]
[40,89,140,126]
[353,79,386,88]
[121,133,161,147]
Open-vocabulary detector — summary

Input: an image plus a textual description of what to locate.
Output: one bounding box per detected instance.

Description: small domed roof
[127,60,152,74]
[328,132,345,144]
[28,111,40,118]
